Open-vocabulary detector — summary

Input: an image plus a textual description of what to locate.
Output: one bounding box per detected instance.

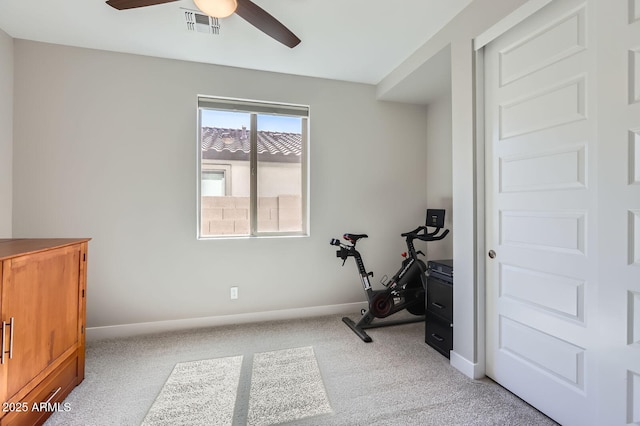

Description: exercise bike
[330,209,449,342]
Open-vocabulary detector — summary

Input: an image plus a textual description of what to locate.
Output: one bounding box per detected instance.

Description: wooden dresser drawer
[426,276,453,322]
[1,355,78,426]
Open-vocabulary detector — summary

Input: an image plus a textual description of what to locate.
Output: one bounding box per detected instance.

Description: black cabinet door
[425,313,453,358]
[426,276,453,322]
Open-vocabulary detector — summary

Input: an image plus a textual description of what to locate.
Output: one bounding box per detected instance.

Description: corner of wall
[0,27,13,238]
[450,350,485,379]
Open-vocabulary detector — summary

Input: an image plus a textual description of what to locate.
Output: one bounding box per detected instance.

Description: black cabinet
[425,259,453,358]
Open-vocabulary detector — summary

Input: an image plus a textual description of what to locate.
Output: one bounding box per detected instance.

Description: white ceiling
[0,0,470,86]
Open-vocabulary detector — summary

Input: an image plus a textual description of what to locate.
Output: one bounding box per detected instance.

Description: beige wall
[0,28,12,238]
[425,90,453,261]
[5,1,535,360]
[378,0,532,377]
[12,40,429,328]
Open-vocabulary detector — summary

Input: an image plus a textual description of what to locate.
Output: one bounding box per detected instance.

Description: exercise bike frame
[331,225,449,342]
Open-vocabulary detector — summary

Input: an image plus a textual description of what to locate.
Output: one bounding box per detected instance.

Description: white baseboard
[86,302,367,342]
[450,350,485,379]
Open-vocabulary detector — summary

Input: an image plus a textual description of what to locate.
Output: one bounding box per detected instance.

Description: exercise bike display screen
[426,209,445,229]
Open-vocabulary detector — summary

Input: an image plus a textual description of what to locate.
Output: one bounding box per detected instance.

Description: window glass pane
[256,114,303,233]
[197,96,309,239]
[200,109,251,236]
[201,171,225,196]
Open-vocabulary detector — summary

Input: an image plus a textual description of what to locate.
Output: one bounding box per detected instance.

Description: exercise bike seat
[343,233,368,243]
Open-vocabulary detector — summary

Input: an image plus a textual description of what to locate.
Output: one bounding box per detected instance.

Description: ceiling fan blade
[235,0,301,48]
[106,0,179,10]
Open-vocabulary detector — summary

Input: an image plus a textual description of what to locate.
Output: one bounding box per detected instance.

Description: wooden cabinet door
[1,245,81,401]
[0,261,6,404]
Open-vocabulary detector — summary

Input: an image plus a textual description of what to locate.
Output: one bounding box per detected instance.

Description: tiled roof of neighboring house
[201,127,302,163]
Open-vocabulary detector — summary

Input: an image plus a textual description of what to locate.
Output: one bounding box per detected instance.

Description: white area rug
[247,346,333,426]
[141,355,243,426]
[141,346,332,426]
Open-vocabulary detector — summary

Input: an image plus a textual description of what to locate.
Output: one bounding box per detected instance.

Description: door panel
[486,0,640,423]
[618,0,640,422]
[3,246,81,399]
[485,1,598,424]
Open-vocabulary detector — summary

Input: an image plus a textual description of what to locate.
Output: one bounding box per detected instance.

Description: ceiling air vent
[182,8,220,35]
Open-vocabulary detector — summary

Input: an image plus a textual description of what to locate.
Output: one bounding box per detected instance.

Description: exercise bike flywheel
[404,278,426,316]
[370,293,394,317]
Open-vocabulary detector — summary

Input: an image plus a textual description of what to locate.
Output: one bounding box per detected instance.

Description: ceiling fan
[105,0,301,48]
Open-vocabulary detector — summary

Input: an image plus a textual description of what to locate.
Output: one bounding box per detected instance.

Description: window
[198,96,309,238]
[201,167,230,196]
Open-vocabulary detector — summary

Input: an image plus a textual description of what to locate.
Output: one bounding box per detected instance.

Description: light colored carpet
[43,314,558,426]
[247,347,332,425]
[141,355,243,426]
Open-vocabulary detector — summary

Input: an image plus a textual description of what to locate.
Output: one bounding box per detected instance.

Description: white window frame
[197,96,310,239]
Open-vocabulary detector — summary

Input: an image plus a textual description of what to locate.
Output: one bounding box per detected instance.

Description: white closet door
[484,1,599,424]
[596,0,640,423]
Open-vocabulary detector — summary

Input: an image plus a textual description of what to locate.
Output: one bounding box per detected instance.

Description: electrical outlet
[230,286,238,300]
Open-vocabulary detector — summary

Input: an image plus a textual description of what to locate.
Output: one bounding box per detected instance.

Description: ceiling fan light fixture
[193,0,237,18]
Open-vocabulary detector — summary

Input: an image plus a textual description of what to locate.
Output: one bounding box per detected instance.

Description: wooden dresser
[0,239,89,426]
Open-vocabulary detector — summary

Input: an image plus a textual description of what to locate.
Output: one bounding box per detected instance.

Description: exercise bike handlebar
[401,226,449,242]
[331,225,448,249]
